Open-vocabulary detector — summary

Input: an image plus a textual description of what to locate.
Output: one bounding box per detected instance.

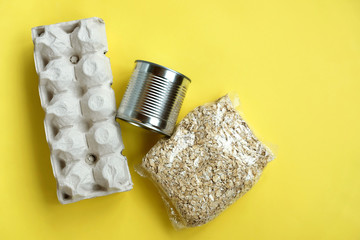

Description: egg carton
[31,17,133,204]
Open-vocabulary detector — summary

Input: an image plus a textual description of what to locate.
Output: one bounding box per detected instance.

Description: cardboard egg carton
[32,17,133,204]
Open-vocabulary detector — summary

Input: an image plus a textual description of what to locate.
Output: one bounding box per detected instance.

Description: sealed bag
[138,94,274,228]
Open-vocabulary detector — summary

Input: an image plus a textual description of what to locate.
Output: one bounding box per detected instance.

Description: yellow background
[0,0,359,239]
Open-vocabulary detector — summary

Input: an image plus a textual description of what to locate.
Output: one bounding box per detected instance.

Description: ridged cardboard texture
[32,17,133,204]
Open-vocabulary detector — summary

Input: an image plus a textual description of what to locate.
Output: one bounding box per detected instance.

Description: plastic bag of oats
[137,94,275,229]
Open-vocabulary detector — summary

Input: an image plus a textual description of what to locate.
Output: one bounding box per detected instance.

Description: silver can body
[117,60,191,136]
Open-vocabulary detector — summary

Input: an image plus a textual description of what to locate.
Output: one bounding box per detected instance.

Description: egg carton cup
[32,17,133,204]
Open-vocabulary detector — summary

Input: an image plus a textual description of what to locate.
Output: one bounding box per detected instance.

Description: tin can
[117,60,191,136]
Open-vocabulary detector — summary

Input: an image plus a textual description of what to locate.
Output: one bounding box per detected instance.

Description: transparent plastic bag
[136,94,275,229]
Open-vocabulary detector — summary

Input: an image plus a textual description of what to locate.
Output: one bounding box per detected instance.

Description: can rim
[135,60,191,82]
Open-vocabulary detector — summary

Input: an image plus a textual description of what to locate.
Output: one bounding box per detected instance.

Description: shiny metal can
[116,60,191,136]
